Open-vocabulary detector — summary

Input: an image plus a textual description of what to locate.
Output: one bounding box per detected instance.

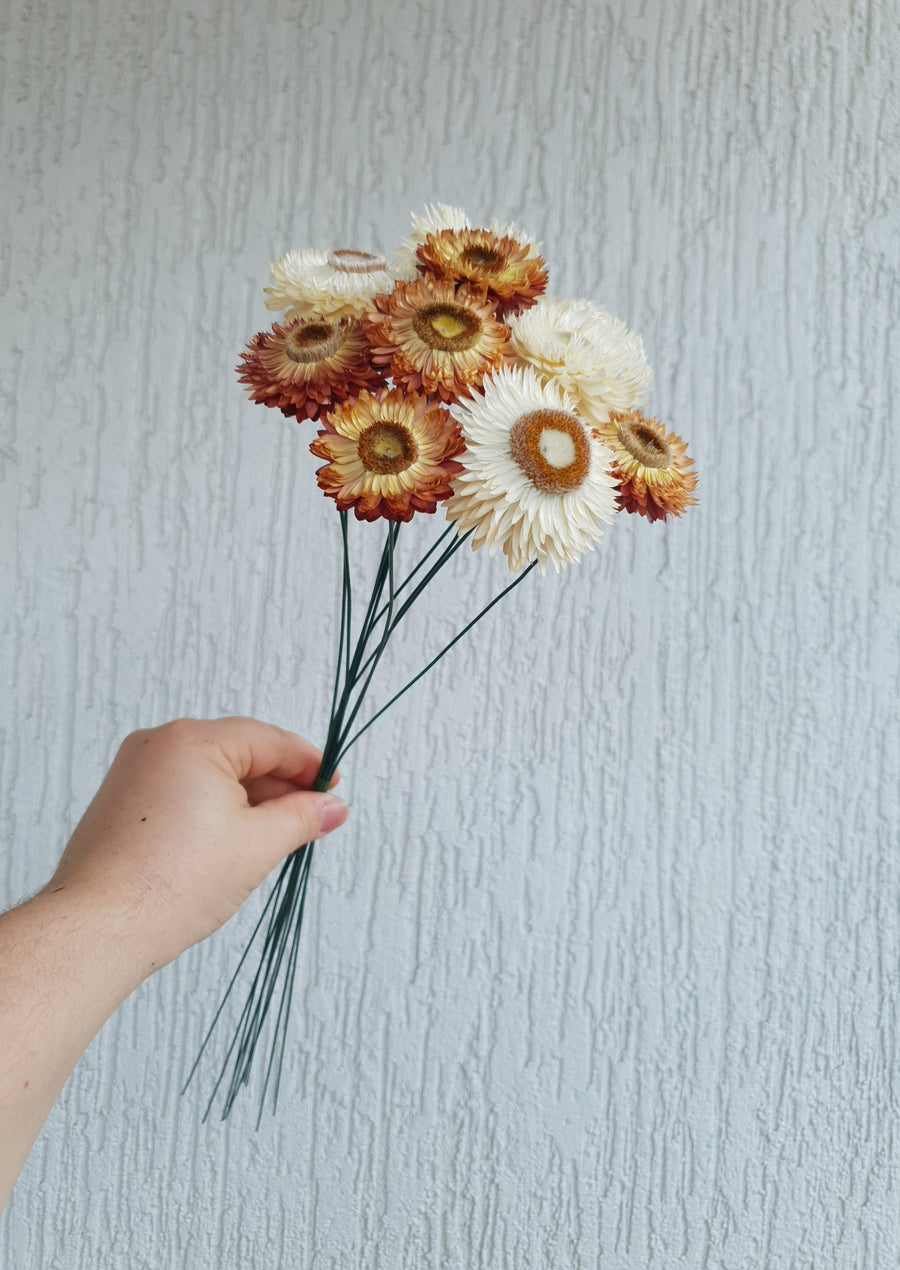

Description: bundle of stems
[185,512,534,1122]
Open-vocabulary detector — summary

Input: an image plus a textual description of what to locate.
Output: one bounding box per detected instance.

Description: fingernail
[320,794,349,836]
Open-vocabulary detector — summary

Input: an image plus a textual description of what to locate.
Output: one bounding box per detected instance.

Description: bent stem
[188,515,535,1121]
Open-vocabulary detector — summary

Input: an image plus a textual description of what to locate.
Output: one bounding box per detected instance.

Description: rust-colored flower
[417,225,548,316]
[236,318,385,421]
[598,410,698,521]
[364,275,513,404]
[311,388,464,522]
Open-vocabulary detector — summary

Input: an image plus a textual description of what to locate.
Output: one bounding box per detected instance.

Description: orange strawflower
[360,275,510,403]
[417,226,548,317]
[598,411,698,521]
[311,388,464,523]
[364,275,512,404]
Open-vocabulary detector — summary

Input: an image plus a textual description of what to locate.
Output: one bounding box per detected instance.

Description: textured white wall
[1,0,898,1265]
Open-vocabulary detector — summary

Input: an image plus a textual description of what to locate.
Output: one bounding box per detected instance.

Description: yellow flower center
[283,321,344,364]
[459,243,505,276]
[509,409,591,494]
[413,303,483,352]
[617,415,672,470]
[327,249,388,275]
[358,422,418,474]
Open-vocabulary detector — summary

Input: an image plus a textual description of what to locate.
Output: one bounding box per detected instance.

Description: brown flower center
[459,243,505,276]
[509,409,591,494]
[327,249,388,275]
[617,415,672,470]
[413,302,483,352]
[283,321,345,364]
[358,422,418,474]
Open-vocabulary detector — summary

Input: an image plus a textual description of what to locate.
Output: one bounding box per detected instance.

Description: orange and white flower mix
[238,202,698,556]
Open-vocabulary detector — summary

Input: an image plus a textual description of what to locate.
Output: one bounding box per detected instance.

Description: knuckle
[118,726,153,755]
[129,717,201,752]
[157,717,199,740]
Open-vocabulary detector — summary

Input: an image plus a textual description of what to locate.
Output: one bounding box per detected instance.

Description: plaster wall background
[1,0,898,1266]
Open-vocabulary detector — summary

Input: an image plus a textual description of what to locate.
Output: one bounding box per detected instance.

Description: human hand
[46,717,348,977]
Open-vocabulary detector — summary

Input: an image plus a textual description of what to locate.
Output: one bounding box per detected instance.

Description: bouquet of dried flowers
[187,205,697,1121]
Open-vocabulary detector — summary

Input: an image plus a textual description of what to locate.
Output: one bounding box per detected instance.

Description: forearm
[0,886,149,1212]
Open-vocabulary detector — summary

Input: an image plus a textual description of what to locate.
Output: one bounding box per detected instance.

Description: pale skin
[0,716,348,1214]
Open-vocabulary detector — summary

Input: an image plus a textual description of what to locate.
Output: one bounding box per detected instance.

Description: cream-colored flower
[264,248,417,322]
[509,298,652,426]
[444,366,618,572]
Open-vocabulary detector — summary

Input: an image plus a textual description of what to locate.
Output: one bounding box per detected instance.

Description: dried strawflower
[364,274,513,403]
[311,388,464,522]
[396,202,471,271]
[510,297,652,424]
[417,225,548,317]
[264,248,417,323]
[236,318,385,420]
[445,366,617,571]
[598,410,698,521]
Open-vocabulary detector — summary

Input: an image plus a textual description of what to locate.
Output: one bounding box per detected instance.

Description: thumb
[251,790,349,871]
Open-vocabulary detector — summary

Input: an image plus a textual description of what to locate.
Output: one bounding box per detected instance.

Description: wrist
[30,881,159,1000]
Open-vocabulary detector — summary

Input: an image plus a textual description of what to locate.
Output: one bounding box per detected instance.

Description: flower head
[310,388,464,522]
[444,366,618,572]
[510,298,652,425]
[598,411,698,521]
[396,203,471,271]
[264,248,417,323]
[417,226,548,317]
[236,318,385,420]
[364,274,513,403]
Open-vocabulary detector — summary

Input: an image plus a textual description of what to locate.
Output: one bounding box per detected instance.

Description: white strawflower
[509,297,652,426]
[444,366,618,573]
[264,248,417,323]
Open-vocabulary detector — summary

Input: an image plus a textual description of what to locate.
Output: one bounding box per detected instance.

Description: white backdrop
[1,0,898,1266]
